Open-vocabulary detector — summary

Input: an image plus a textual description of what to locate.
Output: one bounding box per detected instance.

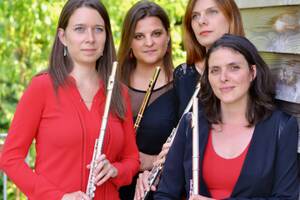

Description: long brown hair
[48,0,125,119]
[200,34,275,126]
[118,0,173,86]
[183,0,245,65]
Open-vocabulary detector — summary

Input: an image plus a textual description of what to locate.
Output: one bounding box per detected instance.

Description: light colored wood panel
[263,53,300,148]
[276,100,300,153]
[236,0,300,9]
[260,52,300,103]
[241,6,300,54]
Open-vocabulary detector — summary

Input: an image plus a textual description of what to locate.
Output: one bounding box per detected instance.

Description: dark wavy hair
[200,34,275,126]
[48,0,125,119]
[118,0,173,86]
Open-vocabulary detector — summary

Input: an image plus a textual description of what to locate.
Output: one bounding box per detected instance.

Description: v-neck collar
[66,76,104,113]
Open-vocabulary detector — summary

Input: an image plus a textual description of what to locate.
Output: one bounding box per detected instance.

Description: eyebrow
[192,6,218,13]
[134,28,164,34]
[209,62,241,68]
[227,62,240,66]
[73,24,105,27]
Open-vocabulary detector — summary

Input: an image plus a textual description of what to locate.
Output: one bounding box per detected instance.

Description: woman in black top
[118,1,177,199]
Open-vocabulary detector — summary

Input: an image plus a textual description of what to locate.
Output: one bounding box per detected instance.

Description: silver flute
[142,82,201,200]
[86,62,118,199]
[190,97,199,195]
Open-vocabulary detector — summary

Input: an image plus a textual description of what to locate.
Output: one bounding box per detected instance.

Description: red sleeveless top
[202,131,249,199]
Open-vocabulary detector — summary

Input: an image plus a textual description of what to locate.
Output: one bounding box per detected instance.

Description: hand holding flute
[153,141,172,167]
[134,83,201,200]
[86,154,118,186]
[86,62,118,199]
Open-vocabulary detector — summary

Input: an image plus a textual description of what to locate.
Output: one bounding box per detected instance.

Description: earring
[129,49,134,59]
[63,46,67,57]
[166,46,171,54]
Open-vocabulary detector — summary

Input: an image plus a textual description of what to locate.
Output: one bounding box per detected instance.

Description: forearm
[139,152,157,171]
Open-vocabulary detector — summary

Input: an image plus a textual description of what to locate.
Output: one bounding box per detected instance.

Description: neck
[71,63,99,84]
[130,61,168,90]
[195,61,205,75]
[221,100,248,126]
[136,59,164,73]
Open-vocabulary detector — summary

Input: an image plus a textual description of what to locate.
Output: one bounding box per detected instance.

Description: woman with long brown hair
[0,0,139,199]
[118,1,177,199]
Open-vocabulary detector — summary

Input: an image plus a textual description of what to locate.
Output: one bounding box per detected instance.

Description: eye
[207,8,219,16]
[95,27,104,33]
[229,65,240,71]
[191,13,201,21]
[152,31,162,37]
[209,67,220,74]
[74,26,85,33]
[134,34,144,40]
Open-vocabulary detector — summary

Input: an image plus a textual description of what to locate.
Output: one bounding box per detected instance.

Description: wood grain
[240,5,300,54]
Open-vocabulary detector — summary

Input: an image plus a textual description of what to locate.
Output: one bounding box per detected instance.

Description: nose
[144,35,154,47]
[220,69,228,82]
[197,14,208,25]
[86,29,95,43]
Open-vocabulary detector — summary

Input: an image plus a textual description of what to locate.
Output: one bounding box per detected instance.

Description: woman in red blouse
[0,0,139,199]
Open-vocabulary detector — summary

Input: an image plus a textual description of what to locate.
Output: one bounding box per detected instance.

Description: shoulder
[120,82,129,97]
[27,72,53,92]
[272,110,298,132]
[119,82,132,106]
[260,109,298,139]
[267,109,296,125]
[173,63,197,80]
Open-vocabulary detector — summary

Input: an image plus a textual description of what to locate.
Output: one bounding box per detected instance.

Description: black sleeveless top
[120,82,178,200]
[129,82,177,154]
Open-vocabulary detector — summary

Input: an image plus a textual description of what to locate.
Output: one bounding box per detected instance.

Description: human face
[191,0,229,48]
[58,7,106,67]
[208,48,256,107]
[131,16,170,67]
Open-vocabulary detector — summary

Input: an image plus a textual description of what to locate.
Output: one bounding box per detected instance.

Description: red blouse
[0,74,140,200]
[203,132,249,199]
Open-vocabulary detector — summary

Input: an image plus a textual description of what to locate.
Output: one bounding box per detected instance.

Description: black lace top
[128,82,178,155]
[173,63,201,118]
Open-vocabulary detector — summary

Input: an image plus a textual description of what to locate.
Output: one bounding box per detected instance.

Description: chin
[198,35,220,46]
[144,59,161,66]
[203,39,215,47]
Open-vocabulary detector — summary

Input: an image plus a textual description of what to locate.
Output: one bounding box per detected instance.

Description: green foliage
[0,0,187,133]
[0,0,187,198]
[0,1,64,133]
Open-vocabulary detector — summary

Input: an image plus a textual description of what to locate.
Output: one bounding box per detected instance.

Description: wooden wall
[236,0,300,151]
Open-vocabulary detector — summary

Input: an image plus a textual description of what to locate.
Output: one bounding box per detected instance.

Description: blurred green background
[0,0,187,133]
[0,0,187,199]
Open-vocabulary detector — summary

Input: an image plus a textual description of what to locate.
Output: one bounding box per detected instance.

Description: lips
[199,30,212,36]
[220,86,234,93]
[81,49,97,55]
[81,49,96,52]
[143,49,157,53]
